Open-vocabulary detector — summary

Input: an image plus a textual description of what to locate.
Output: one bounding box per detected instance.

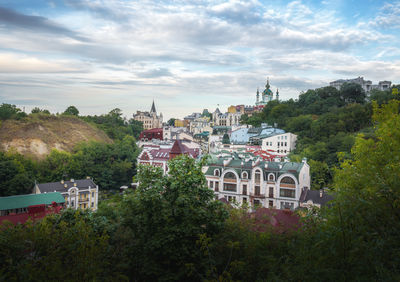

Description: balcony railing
[250,193,265,198]
[280,183,296,188]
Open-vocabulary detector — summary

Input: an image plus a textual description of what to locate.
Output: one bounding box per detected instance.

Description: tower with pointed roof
[133,100,163,130]
[150,100,156,114]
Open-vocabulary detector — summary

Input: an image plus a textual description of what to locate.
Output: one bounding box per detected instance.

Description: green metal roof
[0,192,65,211]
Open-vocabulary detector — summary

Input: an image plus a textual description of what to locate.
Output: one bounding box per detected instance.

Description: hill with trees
[241,83,399,189]
[0,104,143,195]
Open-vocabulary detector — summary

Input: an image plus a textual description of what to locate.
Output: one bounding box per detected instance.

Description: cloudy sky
[1,0,400,120]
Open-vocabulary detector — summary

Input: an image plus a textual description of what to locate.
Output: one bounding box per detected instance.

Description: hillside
[0,114,112,159]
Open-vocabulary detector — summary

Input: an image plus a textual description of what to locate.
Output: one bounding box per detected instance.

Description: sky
[0,0,400,120]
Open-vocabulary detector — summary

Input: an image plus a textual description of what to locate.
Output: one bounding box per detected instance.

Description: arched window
[242,171,248,179]
[254,170,261,184]
[281,176,295,184]
[214,169,220,176]
[223,172,237,192]
[268,174,275,181]
[224,172,236,180]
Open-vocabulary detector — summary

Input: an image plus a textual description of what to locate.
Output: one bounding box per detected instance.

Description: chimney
[320,189,323,198]
[70,178,74,182]
[64,184,67,188]
[86,176,90,179]
[74,183,77,187]
[61,180,64,184]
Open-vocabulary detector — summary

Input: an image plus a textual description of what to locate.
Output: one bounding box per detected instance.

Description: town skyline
[1,0,400,120]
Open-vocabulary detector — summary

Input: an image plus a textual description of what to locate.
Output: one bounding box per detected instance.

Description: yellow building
[34,178,99,211]
[228,105,237,113]
[174,119,186,127]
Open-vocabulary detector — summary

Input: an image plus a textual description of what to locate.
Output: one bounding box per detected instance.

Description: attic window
[214,169,220,176]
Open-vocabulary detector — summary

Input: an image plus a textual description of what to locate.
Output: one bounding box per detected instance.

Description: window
[281,177,295,184]
[215,182,219,192]
[242,184,247,195]
[243,198,247,203]
[280,188,295,198]
[91,202,94,208]
[268,174,274,181]
[253,199,260,206]
[71,201,74,207]
[255,171,261,184]
[285,136,287,140]
[224,172,236,179]
[269,187,274,198]
[255,185,260,196]
[269,200,273,208]
[242,171,248,179]
[92,192,94,197]
[223,183,237,192]
[209,181,214,188]
[281,202,294,210]
[214,169,220,176]
[285,142,287,146]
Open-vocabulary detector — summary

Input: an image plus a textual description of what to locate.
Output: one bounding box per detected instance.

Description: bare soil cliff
[0,114,112,159]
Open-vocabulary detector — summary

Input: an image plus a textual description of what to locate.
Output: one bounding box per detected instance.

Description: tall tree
[63,105,79,116]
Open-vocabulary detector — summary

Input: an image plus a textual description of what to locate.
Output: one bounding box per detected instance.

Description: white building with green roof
[203,155,310,210]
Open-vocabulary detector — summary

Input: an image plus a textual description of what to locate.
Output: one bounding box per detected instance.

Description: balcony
[250,193,265,198]
[280,183,296,188]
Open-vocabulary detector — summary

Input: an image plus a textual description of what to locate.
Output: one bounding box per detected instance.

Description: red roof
[139,140,200,162]
[251,208,301,233]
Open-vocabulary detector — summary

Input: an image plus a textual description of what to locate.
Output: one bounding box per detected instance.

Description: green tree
[312,99,400,280]
[167,118,176,126]
[63,105,79,116]
[120,155,228,280]
[0,210,119,281]
[222,133,230,144]
[0,103,26,120]
[31,107,50,114]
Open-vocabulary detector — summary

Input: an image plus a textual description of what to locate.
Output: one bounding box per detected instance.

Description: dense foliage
[81,108,143,141]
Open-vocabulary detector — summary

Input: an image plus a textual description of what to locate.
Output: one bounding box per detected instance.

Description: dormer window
[268,174,275,181]
[214,169,220,177]
[242,171,248,179]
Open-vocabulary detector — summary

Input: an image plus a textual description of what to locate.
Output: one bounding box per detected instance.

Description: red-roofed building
[139,128,163,142]
[251,208,301,233]
[138,140,200,174]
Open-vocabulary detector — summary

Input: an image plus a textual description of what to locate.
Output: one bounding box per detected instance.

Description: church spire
[150,100,156,113]
[265,77,270,90]
[276,88,279,101]
[256,88,260,103]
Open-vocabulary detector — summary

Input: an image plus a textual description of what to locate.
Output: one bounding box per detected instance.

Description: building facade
[204,157,310,210]
[0,193,65,224]
[212,108,242,127]
[34,178,99,211]
[133,101,163,130]
[330,77,392,93]
[261,132,297,155]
